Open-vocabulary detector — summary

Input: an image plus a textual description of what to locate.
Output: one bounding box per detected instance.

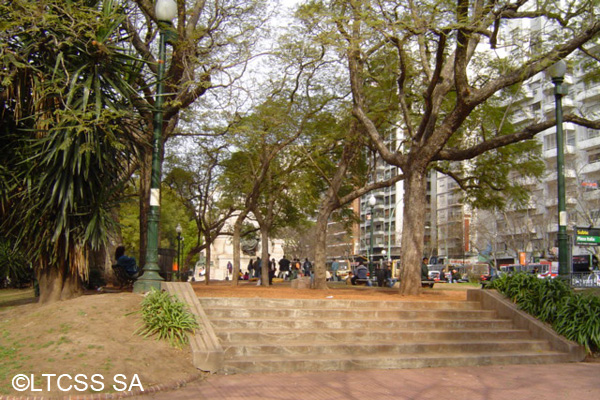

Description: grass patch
[0,289,35,308]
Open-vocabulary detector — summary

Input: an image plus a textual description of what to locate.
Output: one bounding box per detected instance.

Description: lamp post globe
[134,1,177,293]
[368,194,376,207]
[156,0,177,21]
[549,59,569,278]
[548,59,567,79]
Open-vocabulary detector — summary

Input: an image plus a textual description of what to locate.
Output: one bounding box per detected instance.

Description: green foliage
[136,289,199,349]
[491,273,599,352]
[553,294,600,353]
[0,239,32,287]
[0,0,143,285]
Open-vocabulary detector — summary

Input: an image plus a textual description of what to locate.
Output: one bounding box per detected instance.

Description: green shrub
[0,239,33,288]
[553,293,600,353]
[136,289,199,348]
[491,272,599,353]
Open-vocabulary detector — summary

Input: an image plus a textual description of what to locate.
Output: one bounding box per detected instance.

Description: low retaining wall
[161,282,224,372]
[467,289,585,362]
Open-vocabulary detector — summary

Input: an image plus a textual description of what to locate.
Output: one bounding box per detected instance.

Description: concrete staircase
[199,296,575,374]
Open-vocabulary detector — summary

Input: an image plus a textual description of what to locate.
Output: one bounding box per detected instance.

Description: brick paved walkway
[133,362,600,400]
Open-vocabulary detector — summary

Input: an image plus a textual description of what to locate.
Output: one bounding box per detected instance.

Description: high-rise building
[472,44,600,265]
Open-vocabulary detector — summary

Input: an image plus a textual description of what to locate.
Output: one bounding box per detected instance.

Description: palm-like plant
[0,0,145,302]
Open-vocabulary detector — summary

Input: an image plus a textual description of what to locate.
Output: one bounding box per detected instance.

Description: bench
[421,280,435,288]
[112,264,137,289]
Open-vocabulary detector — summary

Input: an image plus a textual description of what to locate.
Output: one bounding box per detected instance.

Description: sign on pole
[575,227,600,246]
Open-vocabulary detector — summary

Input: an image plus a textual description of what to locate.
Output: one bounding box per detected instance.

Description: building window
[544,134,556,151]
[589,151,600,164]
[567,131,576,146]
[587,128,600,140]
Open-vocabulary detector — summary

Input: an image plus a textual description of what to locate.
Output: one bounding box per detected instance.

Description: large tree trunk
[312,207,332,290]
[399,168,428,295]
[37,265,83,304]
[138,151,152,269]
[260,225,270,287]
[231,211,248,286]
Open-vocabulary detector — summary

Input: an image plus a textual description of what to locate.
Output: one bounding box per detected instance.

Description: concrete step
[200,297,483,310]
[216,328,533,343]
[202,307,497,320]
[208,317,516,331]
[196,296,576,374]
[221,339,552,358]
[221,351,574,374]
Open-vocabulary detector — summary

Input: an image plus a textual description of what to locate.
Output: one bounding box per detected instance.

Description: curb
[1,373,205,400]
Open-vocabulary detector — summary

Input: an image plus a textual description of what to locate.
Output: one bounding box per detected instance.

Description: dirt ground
[0,281,470,398]
[192,280,469,302]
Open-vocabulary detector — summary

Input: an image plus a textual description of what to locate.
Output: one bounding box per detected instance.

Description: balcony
[544,168,577,182]
[543,142,577,161]
[512,109,534,124]
[542,95,575,115]
[578,135,600,151]
[576,84,600,102]
[544,196,577,208]
[583,189,600,201]
[515,176,542,187]
[581,162,600,174]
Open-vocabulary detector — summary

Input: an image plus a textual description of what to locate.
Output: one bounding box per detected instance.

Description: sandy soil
[0,291,198,398]
[192,280,469,302]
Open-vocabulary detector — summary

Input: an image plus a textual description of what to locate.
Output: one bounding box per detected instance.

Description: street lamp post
[549,60,569,278]
[176,223,182,281]
[134,0,177,293]
[368,194,377,280]
[387,197,403,259]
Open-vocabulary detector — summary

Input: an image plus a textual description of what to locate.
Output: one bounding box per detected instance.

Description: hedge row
[490,272,600,353]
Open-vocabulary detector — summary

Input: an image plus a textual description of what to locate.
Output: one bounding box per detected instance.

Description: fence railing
[570,272,600,288]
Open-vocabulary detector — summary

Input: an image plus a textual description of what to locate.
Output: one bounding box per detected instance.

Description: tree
[219,100,312,285]
[125,0,271,268]
[164,138,234,283]
[323,0,600,294]
[0,0,145,302]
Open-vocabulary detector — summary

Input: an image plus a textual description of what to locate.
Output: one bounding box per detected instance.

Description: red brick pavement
[132,362,600,400]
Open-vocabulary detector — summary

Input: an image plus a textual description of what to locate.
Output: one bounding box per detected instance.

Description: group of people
[422,257,462,282]
[348,260,397,288]
[242,256,313,284]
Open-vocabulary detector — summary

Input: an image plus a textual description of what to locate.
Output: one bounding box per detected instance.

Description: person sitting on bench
[421,257,429,281]
[351,261,372,286]
[115,246,139,279]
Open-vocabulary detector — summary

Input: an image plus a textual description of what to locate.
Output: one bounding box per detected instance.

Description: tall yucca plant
[0,0,145,302]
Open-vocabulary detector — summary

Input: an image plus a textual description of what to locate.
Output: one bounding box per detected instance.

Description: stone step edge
[221,338,550,348]
[201,305,484,312]
[223,350,570,363]
[213,327,524,334]
[207,316,503,324]
[199,297,479,304]
[208,317,513,323]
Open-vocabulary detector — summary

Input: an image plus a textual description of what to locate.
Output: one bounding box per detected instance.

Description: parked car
[428,270,441,281]
[326,260,351,280]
